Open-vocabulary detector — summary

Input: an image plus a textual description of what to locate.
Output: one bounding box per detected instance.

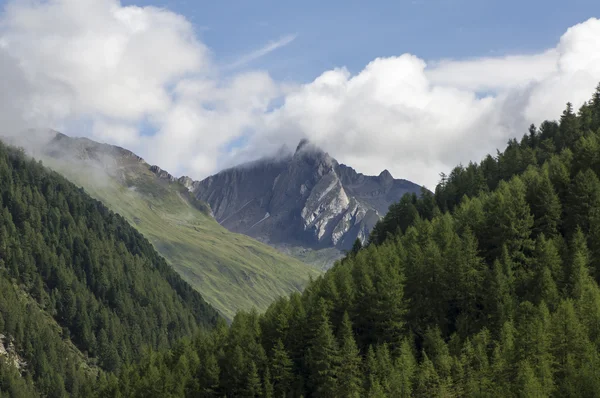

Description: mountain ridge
[187,139,422,266]
[3,130,320,319]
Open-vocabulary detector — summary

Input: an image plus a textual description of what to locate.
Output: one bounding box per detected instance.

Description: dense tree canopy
[0,142,219,397]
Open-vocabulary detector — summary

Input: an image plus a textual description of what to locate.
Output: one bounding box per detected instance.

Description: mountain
[6,131,320,320]
[0,140,219,396]
[188,139,422,267]
[101,84,600,398]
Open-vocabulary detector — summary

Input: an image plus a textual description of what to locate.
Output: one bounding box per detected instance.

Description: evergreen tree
[524,168,562,238]
[263,368,274,398]
[270,339,292,397]
[335,312,363,398]
[565,229,591,300]
[565,169,600,235]
[245,361,262,397]
[306,299,339,397]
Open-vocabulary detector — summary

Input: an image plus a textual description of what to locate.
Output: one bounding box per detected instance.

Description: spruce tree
[335,312,363,398]
[392,338,416,398]
[263,368,274,398]
[245,361,262,397]
[306,299,339,397]
[566,169,600,234]
[565,229,591,300]
[271,339,292,397]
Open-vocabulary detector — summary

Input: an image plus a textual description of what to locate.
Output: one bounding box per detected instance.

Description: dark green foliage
[0,142,219,397]
[335,313,362,398]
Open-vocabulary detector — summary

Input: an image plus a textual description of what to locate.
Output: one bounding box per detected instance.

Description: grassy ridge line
[43,157,320,319]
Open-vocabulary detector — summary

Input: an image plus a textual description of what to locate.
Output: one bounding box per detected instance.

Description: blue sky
[120,0,600,82]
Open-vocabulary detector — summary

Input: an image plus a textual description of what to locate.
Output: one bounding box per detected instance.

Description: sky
[0,0,599,188]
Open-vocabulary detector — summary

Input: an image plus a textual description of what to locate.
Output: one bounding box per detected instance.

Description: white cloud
[427,50,559,92]
[1,0,208,121]
[0,1,599,190]
[251,18,600,188]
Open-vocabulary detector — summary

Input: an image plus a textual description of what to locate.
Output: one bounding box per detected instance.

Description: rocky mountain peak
[191,142,422,266]
[379,169,394,183]
[291,139,337,176]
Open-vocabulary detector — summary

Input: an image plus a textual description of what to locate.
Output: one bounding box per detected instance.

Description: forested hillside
[0,142,219,397]
[100,85,600,397]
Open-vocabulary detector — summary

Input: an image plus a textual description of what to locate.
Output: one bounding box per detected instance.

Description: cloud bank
[1,0,600,189]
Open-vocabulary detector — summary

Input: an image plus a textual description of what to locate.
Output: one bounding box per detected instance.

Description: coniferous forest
[3,85,600,397]
[0,143,219,397]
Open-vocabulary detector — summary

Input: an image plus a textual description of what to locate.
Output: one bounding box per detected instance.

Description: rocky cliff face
[190,140,422,253]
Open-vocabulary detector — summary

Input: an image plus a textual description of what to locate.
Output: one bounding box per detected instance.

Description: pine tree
[306,299,339,397]
[367,376,387,398]
[524,168,561,238]
[530,235,561,309]
[452,229,486,336]
[565,229,591,300]
[335,312,363,398]
[370,247,407,349]
[482,177,534,263]
[271,339,292,397]
[415,352,442,397]
[263,368,274,398]
[550,300,591,396]
[491,321,517,394]
[559,102,581,148]
[566,169,600,235]
[573,133,600,175]
[485,248,516,331]
[423,327,453,381]
[391,338,416,398]
[514,302,554,396]
[528,124,538,147]
[461,331,494,396]
[199,352,220,396]
[245,361,262,397]
[516,360,545,398]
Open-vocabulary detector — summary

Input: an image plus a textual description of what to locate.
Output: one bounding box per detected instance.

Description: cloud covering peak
[0,1,599,189]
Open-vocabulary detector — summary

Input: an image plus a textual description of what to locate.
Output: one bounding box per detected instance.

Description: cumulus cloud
[251,18,600,188]
[0,0,599,189]
[1,0,207,120]
[0,0,281,176]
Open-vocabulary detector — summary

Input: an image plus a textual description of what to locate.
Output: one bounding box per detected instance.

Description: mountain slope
[189,139,422,267]
[101,85,600,398]
[11,131,320,319]
[0,141,219,397]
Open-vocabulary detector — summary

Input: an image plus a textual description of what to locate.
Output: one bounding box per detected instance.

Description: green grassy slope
[41,151,320,320]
